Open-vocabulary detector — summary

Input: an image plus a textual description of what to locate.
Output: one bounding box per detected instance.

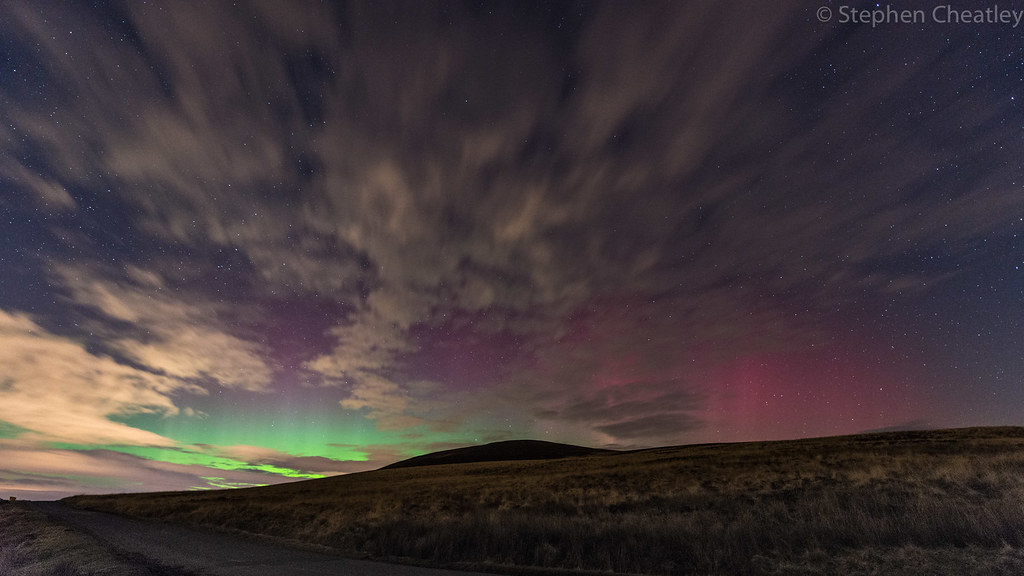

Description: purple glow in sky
[0,1,1022,499]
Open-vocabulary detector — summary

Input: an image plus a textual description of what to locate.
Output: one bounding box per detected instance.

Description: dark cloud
[8,2,1019,323]
[595,413,705,441]
[542,379,705,440]
[860,420,935,435]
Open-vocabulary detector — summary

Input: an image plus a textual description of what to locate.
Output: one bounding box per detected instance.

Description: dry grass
[0,502,147,576]
[65,427,1024,575]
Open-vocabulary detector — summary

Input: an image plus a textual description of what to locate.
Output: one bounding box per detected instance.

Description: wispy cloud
[55,265,274,392]
[0,441,316,500]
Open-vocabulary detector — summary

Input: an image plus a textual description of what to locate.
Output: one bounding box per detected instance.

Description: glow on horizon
[48,444,326,481]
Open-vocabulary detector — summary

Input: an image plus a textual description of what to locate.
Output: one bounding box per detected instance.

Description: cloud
[0,159,76,212]
[205,444,367,476]
[7,1,1023,317]
[860,420,935,434]
[539,384,706,443]
[305,287,454,431]
[443,289,828,446]
[55,265,274,391]
[0,305,366,497]
[327,442,417,469]
[0,310,189,446]
[595,413,704,440]
[0,441,312,500]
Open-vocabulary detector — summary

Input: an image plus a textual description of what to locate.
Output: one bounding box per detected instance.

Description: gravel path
[32,502,492,576]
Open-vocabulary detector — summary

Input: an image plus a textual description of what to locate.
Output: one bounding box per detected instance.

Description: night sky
[2,1,1023,500]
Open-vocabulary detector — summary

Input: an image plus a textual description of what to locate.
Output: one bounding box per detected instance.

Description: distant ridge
[380,439,614,470]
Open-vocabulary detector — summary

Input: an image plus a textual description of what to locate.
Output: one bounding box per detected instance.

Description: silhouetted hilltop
[380,439,614,470]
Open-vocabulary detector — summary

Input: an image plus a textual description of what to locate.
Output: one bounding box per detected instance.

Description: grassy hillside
[65,427,1024,575]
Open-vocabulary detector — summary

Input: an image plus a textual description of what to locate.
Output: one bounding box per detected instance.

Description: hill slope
[64,427,1024,575]
[380,439,613,470]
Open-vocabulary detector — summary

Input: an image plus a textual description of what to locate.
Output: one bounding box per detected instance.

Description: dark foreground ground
[1,500,183,576]
[64,427,1024,575]
[4,501,495,576]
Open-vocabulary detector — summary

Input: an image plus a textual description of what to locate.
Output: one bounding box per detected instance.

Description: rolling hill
[380,439,614,469]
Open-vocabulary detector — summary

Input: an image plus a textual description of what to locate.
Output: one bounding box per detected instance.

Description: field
[65,427,1024,575]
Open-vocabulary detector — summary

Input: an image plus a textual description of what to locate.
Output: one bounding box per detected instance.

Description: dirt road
[31,502,492,576]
